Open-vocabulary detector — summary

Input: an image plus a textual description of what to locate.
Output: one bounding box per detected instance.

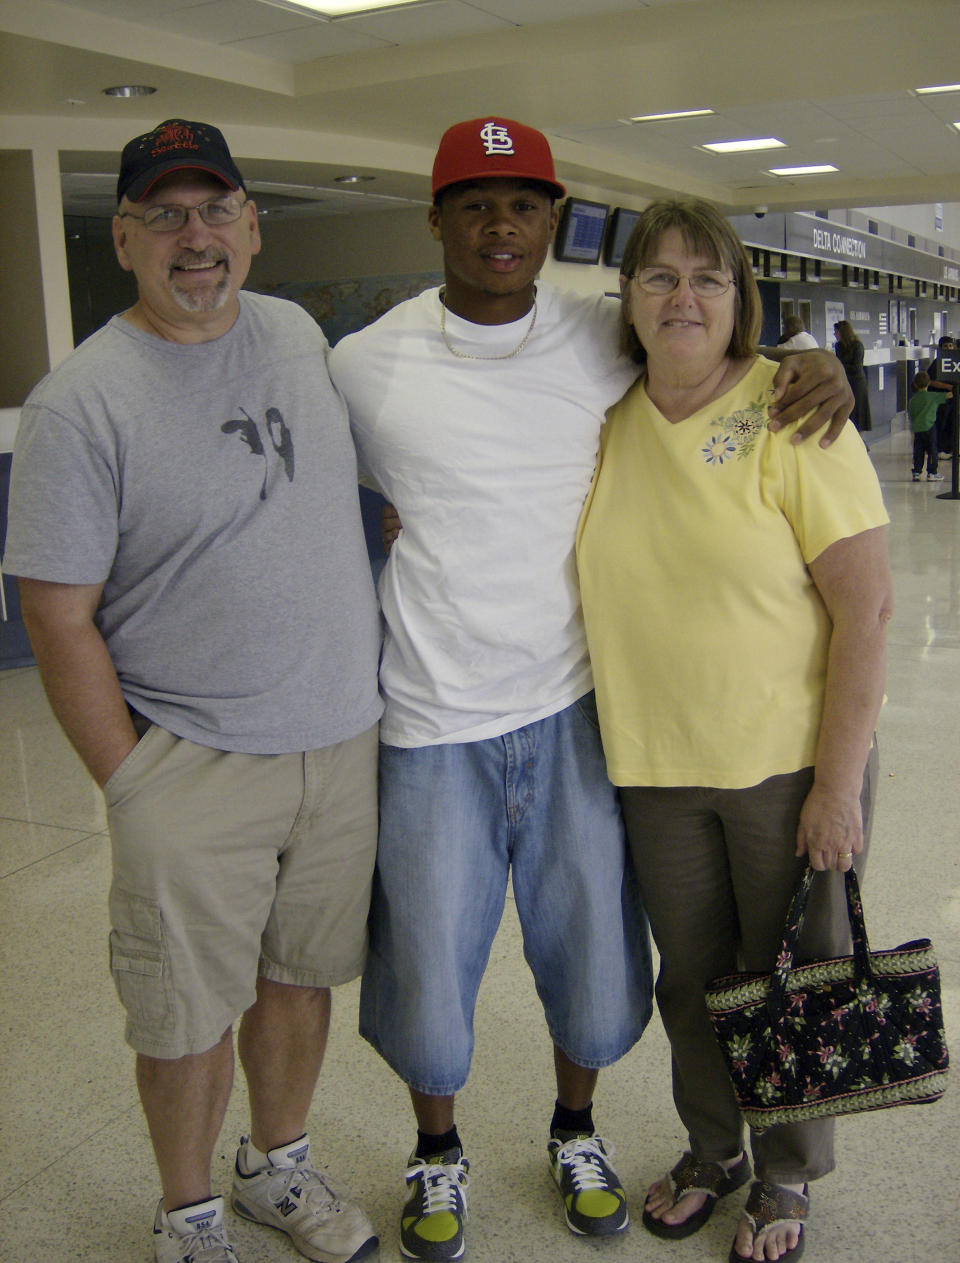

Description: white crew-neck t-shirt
[330,284,637,746]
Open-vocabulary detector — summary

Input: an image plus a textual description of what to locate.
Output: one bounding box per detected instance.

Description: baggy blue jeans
[359,693,654,1094]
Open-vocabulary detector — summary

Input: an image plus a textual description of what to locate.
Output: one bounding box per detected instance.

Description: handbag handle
[765,864,872,1024]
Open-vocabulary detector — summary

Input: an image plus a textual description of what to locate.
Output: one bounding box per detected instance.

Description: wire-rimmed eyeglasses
[631,267,736,298]
[118,195,246,233]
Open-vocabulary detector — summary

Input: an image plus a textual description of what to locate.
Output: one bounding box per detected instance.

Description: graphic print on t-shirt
[221,406,295,499]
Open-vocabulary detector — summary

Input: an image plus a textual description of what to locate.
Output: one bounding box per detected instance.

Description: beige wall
[2,113,636,374]
[250,198,630,299]
[251,204,441,288]
[0,151,50,405]
[65,197,629,349]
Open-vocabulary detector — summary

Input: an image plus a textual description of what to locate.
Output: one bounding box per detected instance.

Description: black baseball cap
[117,119,246,204]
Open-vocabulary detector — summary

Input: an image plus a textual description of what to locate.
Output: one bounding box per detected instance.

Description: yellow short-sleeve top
[576,356,889,788]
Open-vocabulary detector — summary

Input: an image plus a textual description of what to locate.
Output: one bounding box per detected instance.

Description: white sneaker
[231,1135,378,1263]
[153,1196,239,1263]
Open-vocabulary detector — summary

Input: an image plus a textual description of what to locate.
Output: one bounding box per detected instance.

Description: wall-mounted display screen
[554,198,609,264]
[603,207,642,268]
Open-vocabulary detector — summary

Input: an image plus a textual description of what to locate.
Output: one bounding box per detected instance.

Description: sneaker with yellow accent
[399,1147,469,1261]
[548,1132,628,1237]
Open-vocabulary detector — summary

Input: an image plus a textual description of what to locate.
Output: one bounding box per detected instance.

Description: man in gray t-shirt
[3,120,381,1263]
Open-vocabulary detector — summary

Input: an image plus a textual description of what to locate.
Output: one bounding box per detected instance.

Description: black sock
[551,1100,594,1137]
[415,1126,462,1159]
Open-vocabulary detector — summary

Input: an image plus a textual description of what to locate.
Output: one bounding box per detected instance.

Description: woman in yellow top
[576,199,892,1263]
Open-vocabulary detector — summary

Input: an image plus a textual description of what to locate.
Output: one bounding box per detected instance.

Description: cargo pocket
[108,890,175,1034]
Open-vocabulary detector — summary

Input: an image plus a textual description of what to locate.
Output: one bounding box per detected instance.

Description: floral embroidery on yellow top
[701,389,774,465]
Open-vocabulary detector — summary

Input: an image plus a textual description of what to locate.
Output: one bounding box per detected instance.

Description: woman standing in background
[833,319,872,431]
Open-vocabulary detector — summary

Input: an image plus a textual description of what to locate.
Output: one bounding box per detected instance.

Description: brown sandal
[642,1150,751,1239]
[729,1180,808,1263]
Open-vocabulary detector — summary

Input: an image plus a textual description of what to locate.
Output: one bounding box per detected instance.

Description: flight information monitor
[554,198,609,264]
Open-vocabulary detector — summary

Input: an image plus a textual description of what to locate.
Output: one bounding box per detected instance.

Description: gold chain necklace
[439,289,538,361]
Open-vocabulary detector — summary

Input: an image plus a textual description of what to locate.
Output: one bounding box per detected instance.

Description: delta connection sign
[791,218,874,266]
[734,212,958,286]
[810,225,867,262]
[786,215,948,284]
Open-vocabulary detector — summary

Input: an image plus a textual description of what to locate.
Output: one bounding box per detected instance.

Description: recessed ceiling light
[915,83,960,95]
[629,109,715,122]
[769,164,838,176]
[258,0,431,16]
[102,84,156,97]
[334,174,375,184]
[702,138,786,153]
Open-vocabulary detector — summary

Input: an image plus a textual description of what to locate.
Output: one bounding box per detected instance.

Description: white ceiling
[3,0,960,219]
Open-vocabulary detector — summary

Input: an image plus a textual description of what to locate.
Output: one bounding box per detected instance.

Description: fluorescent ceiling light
[915,83,960,95]
[258,0,431,16]
[629,109,715,122]
[768,164,838,176]
[702,137,786,153]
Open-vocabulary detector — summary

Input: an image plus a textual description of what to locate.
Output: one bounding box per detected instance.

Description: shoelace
[177,1229,236,1263]
[555,1137,615,1191]
[407,1161,469,1214]
[264,1165,344,1217]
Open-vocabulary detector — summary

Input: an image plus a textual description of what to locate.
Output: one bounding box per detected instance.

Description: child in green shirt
[909,371,945,481]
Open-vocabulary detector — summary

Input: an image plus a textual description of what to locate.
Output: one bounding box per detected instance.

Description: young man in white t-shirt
[329,116,854,1262]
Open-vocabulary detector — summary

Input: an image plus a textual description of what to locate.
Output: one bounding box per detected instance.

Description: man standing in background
[778,314,818,349]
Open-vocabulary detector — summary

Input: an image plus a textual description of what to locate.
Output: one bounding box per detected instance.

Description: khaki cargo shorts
[103,722,377,1059]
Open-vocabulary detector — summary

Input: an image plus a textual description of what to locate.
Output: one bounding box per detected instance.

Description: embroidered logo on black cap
[147,120,203,158]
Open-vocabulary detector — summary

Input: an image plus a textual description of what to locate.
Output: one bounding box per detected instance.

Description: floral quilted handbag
[704,865,949,1130]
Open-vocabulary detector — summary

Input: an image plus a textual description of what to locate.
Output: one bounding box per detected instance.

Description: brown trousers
[620,743,877,1185]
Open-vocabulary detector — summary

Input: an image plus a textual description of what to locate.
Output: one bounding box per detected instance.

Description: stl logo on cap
[479,121,515,157]
[431,116,566,200]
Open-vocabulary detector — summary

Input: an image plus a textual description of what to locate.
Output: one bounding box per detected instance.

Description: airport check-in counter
[886,345,934,413]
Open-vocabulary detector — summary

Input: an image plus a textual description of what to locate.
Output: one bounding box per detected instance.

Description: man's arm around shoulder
[18,578,139,788]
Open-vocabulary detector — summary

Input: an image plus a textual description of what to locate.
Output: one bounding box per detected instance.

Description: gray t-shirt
[5,292,382,753]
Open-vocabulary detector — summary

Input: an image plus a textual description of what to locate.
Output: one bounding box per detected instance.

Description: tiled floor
[1,425,957,1263]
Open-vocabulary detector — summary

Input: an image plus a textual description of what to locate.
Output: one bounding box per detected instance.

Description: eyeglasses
[631,267,735,298]
[118,195,246,233]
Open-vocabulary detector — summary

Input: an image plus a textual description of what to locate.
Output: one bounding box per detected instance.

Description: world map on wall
[258,271,444,345]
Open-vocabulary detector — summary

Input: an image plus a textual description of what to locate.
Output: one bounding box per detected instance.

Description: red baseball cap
[432,117,565,200]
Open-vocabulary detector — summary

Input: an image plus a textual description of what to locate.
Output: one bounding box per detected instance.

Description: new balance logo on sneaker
[231,1135,378,1263]
[152,1195,239,1263]
[182,1208,218,1231]
[400,1147,469,1261]
[547,1132,629,1237]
